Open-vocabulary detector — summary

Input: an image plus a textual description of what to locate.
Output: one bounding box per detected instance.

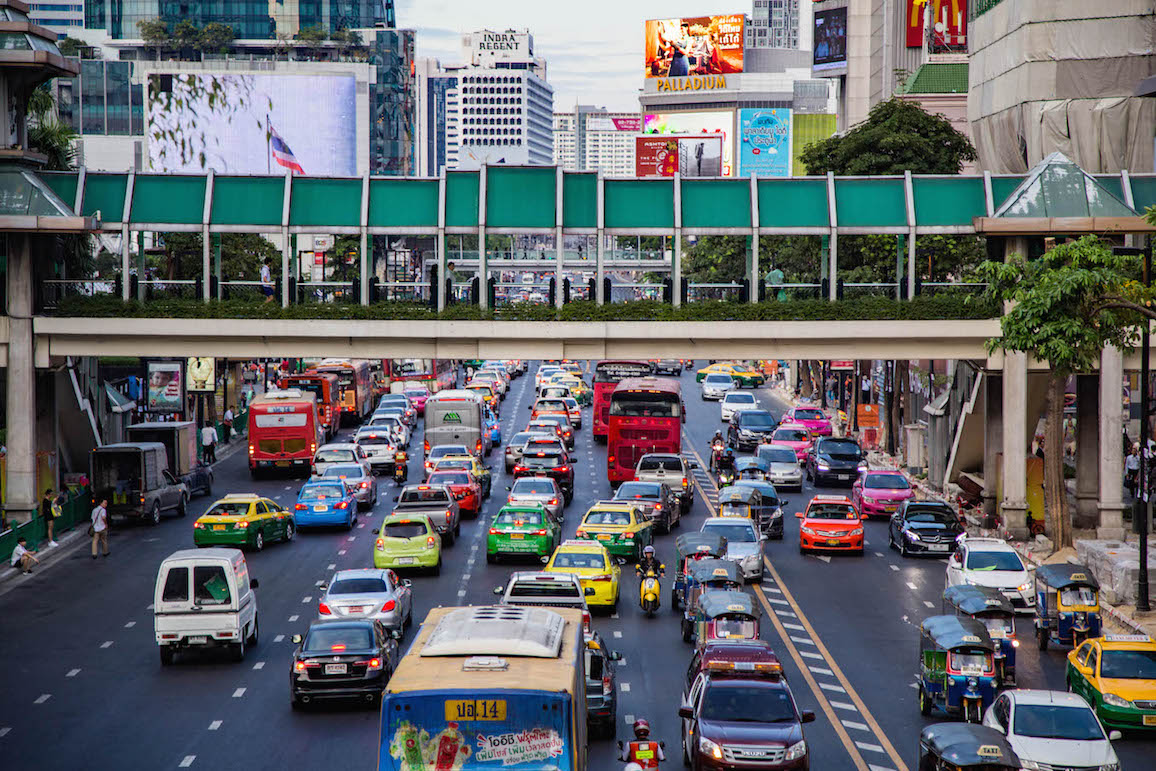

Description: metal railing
[1,487,91,565]
[688,282,743,303]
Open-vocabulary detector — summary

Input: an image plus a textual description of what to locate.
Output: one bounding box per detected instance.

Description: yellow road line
[684,439,908,771]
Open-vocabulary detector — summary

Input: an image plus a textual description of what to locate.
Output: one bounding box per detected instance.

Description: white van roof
[429,389,483,403]
[161,547,243,564]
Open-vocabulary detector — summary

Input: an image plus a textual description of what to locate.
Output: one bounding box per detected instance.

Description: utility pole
[1140,243,1152,612]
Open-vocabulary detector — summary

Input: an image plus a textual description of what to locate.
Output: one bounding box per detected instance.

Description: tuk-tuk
[917,723,1021,771]
[917,615,997,723]
[672,533,728,611]
[1034,562,1101,651]
[718,486,759,521]
[690,590,761,647]
[734,457,770,483]
[942,585,1017,685]
[682,560,743,642]
[729,480,785,538]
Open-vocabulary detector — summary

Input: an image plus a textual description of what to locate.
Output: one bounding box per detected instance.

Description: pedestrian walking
[223,405,235,444]
[260,257,274,304]
[10,536,38,574]
[90,499,110,559]
[201,421,219,464]
[861,374,872,404]
[40,488,59,547]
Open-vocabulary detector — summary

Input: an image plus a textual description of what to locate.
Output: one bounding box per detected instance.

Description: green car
[486,504,560,563]
[373,513,442,575]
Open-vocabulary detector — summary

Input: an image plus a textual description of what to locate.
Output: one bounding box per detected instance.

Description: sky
[396,0,749,112]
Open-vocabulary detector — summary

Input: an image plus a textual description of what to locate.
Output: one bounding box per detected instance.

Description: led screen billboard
[813,8,848,70]
[636,136,724,177]
[587,116,642,132]
[147,73,357,175]
[644,15,744,78]
[643,111,734,176]
[737,108,792,178]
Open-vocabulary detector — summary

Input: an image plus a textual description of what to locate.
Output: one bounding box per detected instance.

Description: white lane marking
[0,727,10,737]
[842,719,871,731]
[905,582,918,591]
[208,720,223,731]
[338,550,347,555]
[874,552,884,557]
[274,635,285,643]
[624,714,635,724]
[613,631,622,638]
[620,683,631,692]
[327,564,336,570]
[66,668,81,678]
[611,613,620,619]
[147,603,155,610]
[358,523,366,529]
[100,641,113,649]
[908,682,919,689]
[819,682,847,693]
[763,587,783,594]
[781,622,806,631]
[776,610,798,618]
[766,598,789,606]
[830,701,858,711]
[347,536,356,542]
[232,688,246,698]
[253,662,265,670]
[288,615,299,622]
[619,657,627,666]
[868,765,899,771]
[302,596,312,603]
[814,555,831,563]
[124,621,136,628]
[34,694,51,704]
[889,564,899,571]
[179,756,196,768]
[855,741,886,753]
[283,486,291,490]
[923,600,935,608]
[315,580,325,587]
[798,650,824,660]
[808,666,834,676]
[457,589,467,597]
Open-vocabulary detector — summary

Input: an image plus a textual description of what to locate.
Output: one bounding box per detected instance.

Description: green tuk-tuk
[917,615,997,723]
[690,589,761,647]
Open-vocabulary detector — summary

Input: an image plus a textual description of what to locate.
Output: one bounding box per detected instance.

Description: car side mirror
[391,629,403,640]
[616,557,627,566]
[505,485,512,491]
[610,651,623,661]
[678,707,694,719]
[318,583,328,592]
[585,587,595,596]
[794,512,803,519]
[392,495,400,502]
[290,634,302,644]
[250,578,259,589]
[402,579,412,588]
[861,512,870,520]
[1109,730,1122,741]
[372,528,380,535]
[688,460,699,469]
[801,710,816,723]
[493,586,504,596]
[760,534,768,542]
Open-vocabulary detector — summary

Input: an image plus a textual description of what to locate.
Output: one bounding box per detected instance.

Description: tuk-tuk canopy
[943,584,1015,617]
[720,486,761,506]
[735,457,770,474]
[688,559,742,585]
[699,590,760,619]
[920,723,1021,768]
[1035,562,1100,591]
[676,533,728,560]
[730,480,780,505]
[920,615,995,652]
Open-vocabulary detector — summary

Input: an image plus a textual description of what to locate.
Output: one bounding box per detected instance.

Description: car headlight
[772,508,782,518]
[906,530,922,541]
[1102,692,1132,709]
[857,461,869,472]
[784,740,807,761]
[1019,761,1043,771]
[849,527,863,536]
[1016,582,1032,592]
[801,526,815,535]
[817,461,830,470]
[698,736,723,760]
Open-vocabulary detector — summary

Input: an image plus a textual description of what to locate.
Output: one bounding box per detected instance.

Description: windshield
[315,449,355,462]
[1101,649,1156,679]
[724,393,756,404]
[965,551,1025,572]
[739,412,776,428]
[715,618,758,639]
[793,408,825,421]
[820,439,861,455]
[980,618,1014,637]
[639,457,683,472]
[303,626,373,653]
[704,374,733,385]
[1060,587,1098,606]
[949,651,992,675]
[864,474,910,490]
[807,504,857,520]
[495,510,543,525]
[428,472,470,486]
[906,508,956,525]
[759,447,798,464]
[429,446,469,460]
[383,521,428,538]
[609,393,682,418]
[617,482,661,499]
[400,489,450,504]
[205,502,251,517]
[773,428,810,442]
[329,578,387,595]
[700,685,796,723]
[322,465,363,480]
[512,479,557,495]
[1013,704,1105,741]
[584,510,633,526]
[552,551,606,569]
[703,522,758,542]
[302,485,345,499]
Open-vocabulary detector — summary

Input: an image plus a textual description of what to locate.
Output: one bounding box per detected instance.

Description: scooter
[709,441,724,472]
[638,565,664,618]
[618,739,666,770]
[393,450,408,485]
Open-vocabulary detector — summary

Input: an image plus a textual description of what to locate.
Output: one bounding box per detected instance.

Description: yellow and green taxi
[574,501,654,562]
[696,362,766,387]
[545,539,621,611]
[557,376,592,406]
[193,493,295,551]
[1066,634,1156,730]
[486,504,561,563]
[373,513,442,575]
[435,454,493,498]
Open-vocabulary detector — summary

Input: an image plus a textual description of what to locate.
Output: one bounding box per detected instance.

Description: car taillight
[237,521,249,529]
[319,602,332,615]
[475,439,483,454]
[375,538,384,548]
[424,439,430,454]
[534,529,548,536]
[310,443,317,454]
[602,675,613,695]
[248,444,255,455]
[427,535,437,546]
[360,481,369,489]
[489,528,499,535]
[582,611,591,633]
[559,466,570,473]
[655,503,662,510]
[335,501,349,509]
[608,455,615,465]
[367,657,382,670]
[444,510,452,521]
[295,661,305,671]
[381,600,396,612]
[295,503,307,510]
[682,477,689,488]
[514,465,525,473]
[549,498,559,506]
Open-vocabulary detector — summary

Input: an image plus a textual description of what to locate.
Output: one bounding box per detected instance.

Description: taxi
[432,454,492,499]
[486,504,561,562]
[695,362,766,388]
[557,376,591,406]
[465,381,500,410]
[193,493,295,551]
[1066,634,1156,731]
[574,501,654,562]
[372,513,442,574]
[545,539,622,610]
[796,494,865,555]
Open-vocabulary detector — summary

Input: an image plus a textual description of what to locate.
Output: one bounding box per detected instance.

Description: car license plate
[838,474,850,480]
[1144,715,1156,726]
[213,525,226,531]
[445,699,507,721]
[511,533,524,539]
[930,543,949,552]
[827,539,841,546]
[188,636,207,645]
[276,461,291,467]
[324,663,347,675]
[596,534,612,540]
[396,557,415,565]
[313,505,326,512]
[885,505,897,512]
[346,606,364,614]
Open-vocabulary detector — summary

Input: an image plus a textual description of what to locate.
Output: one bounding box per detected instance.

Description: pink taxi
[769,423,814,461]
[783,405,833,437]
[851,469,914,518]
[401,385,430,415]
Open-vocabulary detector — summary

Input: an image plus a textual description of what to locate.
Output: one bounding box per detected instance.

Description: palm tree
[26,84,77,170]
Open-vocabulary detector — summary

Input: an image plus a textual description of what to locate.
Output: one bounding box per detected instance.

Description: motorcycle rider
[393,447,408,483]
[716,446,736,479]
[618,719,666,769]
[635,545,664,578]
[708,431,725,471]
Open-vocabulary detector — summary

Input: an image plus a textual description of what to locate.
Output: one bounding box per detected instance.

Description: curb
[0,526,92,598]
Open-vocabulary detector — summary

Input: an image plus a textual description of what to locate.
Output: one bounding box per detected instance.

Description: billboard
[643,111,734,176]
[738,108,792,178]
[146,361,184,413]
[587,116,642,132]
[813,8,848,70]
[635,136,723,177]
[644,15,744,78]
[791,113,838,176]
[186,357,216,392]
[906,0,967,48]
[147,73,357,175]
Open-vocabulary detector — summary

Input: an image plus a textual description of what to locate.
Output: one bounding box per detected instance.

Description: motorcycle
[393,450,408,485]
[618,739,665,770]
[638,564,664,618]
[709,441,724,472]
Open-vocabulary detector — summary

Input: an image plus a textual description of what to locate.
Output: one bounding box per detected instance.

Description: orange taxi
[797,494,866,555]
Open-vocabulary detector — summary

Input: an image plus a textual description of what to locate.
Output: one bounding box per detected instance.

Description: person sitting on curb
[10,536,39,575]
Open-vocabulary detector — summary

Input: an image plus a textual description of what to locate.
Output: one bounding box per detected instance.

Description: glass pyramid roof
[0,169,77,216]
[993,152,1139,219]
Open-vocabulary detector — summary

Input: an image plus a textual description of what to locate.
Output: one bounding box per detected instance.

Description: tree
[27,85,77,171]
[137,19,169,60]
[976,236,1151,547]
[296,25,327,58]
[682,236,747,284]
[198,22,235,55]
[172,20,201,54]
[57,37,86,56]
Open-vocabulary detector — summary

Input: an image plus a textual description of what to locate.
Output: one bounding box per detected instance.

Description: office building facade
[83,0,391,39]
[553,106,639,177]
[29,1,84,38]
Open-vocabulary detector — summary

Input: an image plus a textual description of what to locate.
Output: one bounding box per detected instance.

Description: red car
[851,469,914,518]
[797,495,865,555]
[425,470,481,516]
[769,423,813,461]
[782,406,832,437]
[402,385,430,415]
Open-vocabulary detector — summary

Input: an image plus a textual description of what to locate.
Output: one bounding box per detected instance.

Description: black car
[727,409,779,451]
[584,634,622,738]
[805,437,865,486]
[290,620,397,709]
[888,500,964,557]
[654,359,682,375]
[613,480,680,533]
[513,450,575,503]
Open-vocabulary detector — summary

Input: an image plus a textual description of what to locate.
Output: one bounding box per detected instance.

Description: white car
[312,442,372,478]
[982,689,1121,770]
[353,428,399,472]
[700,517,764,581]
[945,536,1035,612]
[367,413,410,446]
[701,373,736,401]
[720,391,758,422]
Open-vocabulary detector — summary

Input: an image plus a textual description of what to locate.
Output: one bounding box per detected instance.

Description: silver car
[505,431,553,472]
[369,412,410,446]
[354,429,398,473]
[507,476,564,522]
[318,568,413,635]
[700,517,765,582]
[320,464,379,510]
[634,453,697,511]
[701,373,736,400]
[755,443,804,492]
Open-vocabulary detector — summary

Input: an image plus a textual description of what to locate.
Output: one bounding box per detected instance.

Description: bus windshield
[609,392,681,418]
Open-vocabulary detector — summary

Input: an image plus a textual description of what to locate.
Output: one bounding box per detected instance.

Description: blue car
[484,406,502,446]
[294,480,357,530]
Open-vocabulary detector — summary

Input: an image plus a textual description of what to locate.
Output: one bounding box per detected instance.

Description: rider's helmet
[643,545,655,557]
[713,430,723,440]
[624,764,644,771]
[632,719,651,740]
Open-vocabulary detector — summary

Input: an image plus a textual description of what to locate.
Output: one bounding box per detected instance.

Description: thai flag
[270,126,304,174]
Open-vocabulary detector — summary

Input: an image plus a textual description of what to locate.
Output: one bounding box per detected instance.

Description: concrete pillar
[982,372,1003,518]
[1000,350,1029,540]
[478,165,488,310]
[595,173,605,305]
[672,171,682,308]
[4,235,37,523]
[1099,345,1127,540]
[1074,374,1100,529]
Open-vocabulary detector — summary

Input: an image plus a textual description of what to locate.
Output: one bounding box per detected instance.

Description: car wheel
[888,528,895,550]
[160,646,174,666]
[177,495,188,518]
[454,521,461,538]
[918,685,932,716]
[899,538,909,558]
[1037,628,1048,651]
[291,693,305,711]
[345,513,355,531]
[432,556,442,576]
[248,615,259,645]
[148,501,161,526]
[232,636,245,662]
[253,530,264,552]
[284,522,295,543]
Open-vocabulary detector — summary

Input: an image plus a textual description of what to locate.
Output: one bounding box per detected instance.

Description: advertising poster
[906,0,968,48]
[186,357,216,392]
[643,111,734,176]
[147,73,357,175]
[790,113,837,176]
[635,136,723,177]
[147,361,184,413]
[587,116,642,132]
[644,15,744,78]
[813,8,848,70]
[738,108,792,178]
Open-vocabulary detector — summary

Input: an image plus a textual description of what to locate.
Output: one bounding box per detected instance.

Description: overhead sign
[813,8,848,71]
[186,357,216,392]
[644,15,744,78]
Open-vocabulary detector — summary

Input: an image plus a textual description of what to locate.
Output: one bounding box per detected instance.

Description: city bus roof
[386,605,582,696]
[249,389,317,408]
[612,376,682,396]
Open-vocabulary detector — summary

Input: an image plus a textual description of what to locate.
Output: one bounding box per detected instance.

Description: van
[90,442,190,525]
[154,548,259,665]
[424,389,488,458]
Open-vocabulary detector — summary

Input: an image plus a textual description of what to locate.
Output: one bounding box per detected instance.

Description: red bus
[592,360,655,441]
[390,359,457,394]
[607,377,684,484]
[278,372,340,440]
[313,359,372,424]
[247,389,323,478]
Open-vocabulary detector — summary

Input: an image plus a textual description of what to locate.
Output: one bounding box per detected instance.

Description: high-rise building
[554,106,639,177]
[415,58,457,176]
[746,0,808,50]
[29,1,84,39]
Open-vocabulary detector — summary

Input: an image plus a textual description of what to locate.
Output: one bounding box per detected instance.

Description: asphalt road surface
[0,362,1149,770]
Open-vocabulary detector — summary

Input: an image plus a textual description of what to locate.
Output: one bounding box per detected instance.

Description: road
[0,361,1150,769]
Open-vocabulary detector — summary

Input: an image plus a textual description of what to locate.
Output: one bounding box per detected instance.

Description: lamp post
[1141,244,1151,613]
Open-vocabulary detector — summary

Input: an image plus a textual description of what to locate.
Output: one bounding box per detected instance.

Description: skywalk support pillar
[478,165,488,310]
[202,170,214,303]
[437,174,447,311]
[1099,345,1127,540]
[673,172,682,308]
[281,171,292,308]
[982,371,1003,518]
[826,171,838,301]
[1074,374,1100,529]
[749,174,759,305]
[1000,353,1029,540]
[595,173,605,306]
[555,167,564,310]
[4,235,37,523]
[360,174,370,306]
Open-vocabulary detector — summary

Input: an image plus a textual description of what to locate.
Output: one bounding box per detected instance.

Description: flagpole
[267,113,271,175]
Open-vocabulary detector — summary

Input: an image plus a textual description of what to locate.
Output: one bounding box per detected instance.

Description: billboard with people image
[644,15,745,78]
